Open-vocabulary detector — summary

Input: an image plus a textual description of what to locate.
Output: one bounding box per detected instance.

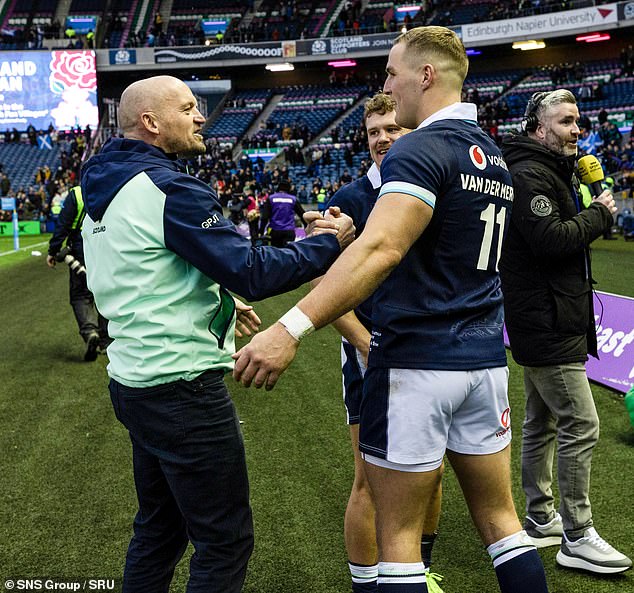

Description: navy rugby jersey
[327,163,381,332]
[369,103,513,370]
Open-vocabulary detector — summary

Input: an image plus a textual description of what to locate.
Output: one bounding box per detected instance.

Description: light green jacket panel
[82,172,236,387]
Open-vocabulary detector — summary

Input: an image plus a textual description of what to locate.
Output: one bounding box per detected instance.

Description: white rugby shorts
[359,366,511,471]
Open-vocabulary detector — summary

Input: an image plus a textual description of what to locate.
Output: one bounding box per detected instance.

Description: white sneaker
[556,527,632,574]
[524,513,563,548]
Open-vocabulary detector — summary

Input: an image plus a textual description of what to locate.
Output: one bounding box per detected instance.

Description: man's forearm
[295,231,401,329]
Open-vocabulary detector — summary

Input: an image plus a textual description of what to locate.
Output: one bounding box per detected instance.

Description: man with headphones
[499,90,631,574]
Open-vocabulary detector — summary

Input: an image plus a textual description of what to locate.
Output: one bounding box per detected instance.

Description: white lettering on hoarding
[462,4,617,43]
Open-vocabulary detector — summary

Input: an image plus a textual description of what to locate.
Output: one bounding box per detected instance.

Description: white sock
[349,561,379,583]
[487,530,535,568]
[378,561,426,585]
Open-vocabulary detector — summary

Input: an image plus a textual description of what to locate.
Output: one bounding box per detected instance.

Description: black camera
[55,246,86,275]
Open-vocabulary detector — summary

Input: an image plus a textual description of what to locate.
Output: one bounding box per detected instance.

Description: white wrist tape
[278,306,315,342]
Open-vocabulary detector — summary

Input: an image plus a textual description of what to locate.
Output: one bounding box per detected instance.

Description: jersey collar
[417,102,478,130]
[367,162,381,189]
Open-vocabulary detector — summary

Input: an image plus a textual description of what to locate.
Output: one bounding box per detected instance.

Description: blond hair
[394,26,468,86]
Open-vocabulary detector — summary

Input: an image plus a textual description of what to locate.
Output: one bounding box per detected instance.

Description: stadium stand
[205,89,274,145]
[0,142,60,193]
[0,0,632,222]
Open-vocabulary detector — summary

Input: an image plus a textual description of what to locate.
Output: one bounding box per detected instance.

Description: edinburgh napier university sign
[503,292,634,394]
[460,3,619,44]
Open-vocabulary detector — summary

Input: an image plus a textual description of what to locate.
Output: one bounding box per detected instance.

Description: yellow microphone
[578,154,605,198]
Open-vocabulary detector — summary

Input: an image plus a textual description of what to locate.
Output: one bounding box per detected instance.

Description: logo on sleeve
[530,195,552,216]
[469,145,487,170]
[201,213,221,228]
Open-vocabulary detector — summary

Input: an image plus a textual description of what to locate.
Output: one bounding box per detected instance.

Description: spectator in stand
[339,168,353,185]
[296,183,308,203]
[26,124,37,146]
[0,172,10,195]
[599,121,622,150]
[620,44,634,77]
[244,187,260,245]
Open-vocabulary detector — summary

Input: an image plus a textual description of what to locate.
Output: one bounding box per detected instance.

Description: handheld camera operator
[499,89,631,574]
[79,75,354,593]
[47,184,110,361]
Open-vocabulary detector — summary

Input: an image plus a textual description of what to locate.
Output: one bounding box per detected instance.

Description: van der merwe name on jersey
[460,174,514,201]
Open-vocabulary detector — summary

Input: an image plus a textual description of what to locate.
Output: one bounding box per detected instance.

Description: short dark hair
[277,179,291,192]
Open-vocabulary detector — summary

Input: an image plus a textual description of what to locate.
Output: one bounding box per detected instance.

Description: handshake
[303,206,355,250]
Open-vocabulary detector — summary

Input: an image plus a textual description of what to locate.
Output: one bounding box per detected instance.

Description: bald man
[80,76,354,593]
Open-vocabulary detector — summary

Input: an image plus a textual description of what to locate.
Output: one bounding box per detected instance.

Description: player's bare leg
[447,447,548,593]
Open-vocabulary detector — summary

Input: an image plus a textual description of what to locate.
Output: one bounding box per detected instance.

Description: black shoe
[84,333,100,362]
[99,338,113,354]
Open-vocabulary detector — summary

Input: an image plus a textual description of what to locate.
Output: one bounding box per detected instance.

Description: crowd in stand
[0,0,618,51]
[0,126,91,224]
[579,112,634,196]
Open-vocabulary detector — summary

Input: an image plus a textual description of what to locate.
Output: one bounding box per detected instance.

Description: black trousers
[109,370,254,593]
[68,267,109,343]
[269,229,296,247]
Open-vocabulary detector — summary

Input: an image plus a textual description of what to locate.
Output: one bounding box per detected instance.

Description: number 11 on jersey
[477,203,507,271]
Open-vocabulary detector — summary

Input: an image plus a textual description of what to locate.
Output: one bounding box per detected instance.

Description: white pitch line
[0,240,49,257]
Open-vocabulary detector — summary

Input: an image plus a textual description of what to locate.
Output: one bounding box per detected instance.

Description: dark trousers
[269,229,296,247]
[69,268,108,342]
[109,370,254,593]
[248,219,260,246]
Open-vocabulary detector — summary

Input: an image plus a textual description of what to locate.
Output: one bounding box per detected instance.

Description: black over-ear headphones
[521,91,550,133]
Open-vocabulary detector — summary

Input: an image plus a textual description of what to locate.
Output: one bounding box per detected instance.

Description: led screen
[0,50,98,132]
[65,16,98,35]
[201,19,229,36]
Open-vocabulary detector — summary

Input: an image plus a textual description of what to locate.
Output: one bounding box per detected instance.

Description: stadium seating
[0,143,61,192]
[1,0,631,212]
[68,0,103,12]
[265,85,366,137]
[205,89,273,143]
[286,142,370,191]
[430,1,491,27]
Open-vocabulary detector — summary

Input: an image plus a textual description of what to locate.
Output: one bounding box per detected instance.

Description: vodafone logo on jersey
[469,145,487,170]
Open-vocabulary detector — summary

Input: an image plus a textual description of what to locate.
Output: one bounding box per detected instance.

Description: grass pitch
[0,236,632,593]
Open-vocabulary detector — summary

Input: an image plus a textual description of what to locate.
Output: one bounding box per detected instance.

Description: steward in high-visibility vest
[49,186,86,259]
[316,187,327,213]
[47,185,110,361]
[579,176,616,239]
